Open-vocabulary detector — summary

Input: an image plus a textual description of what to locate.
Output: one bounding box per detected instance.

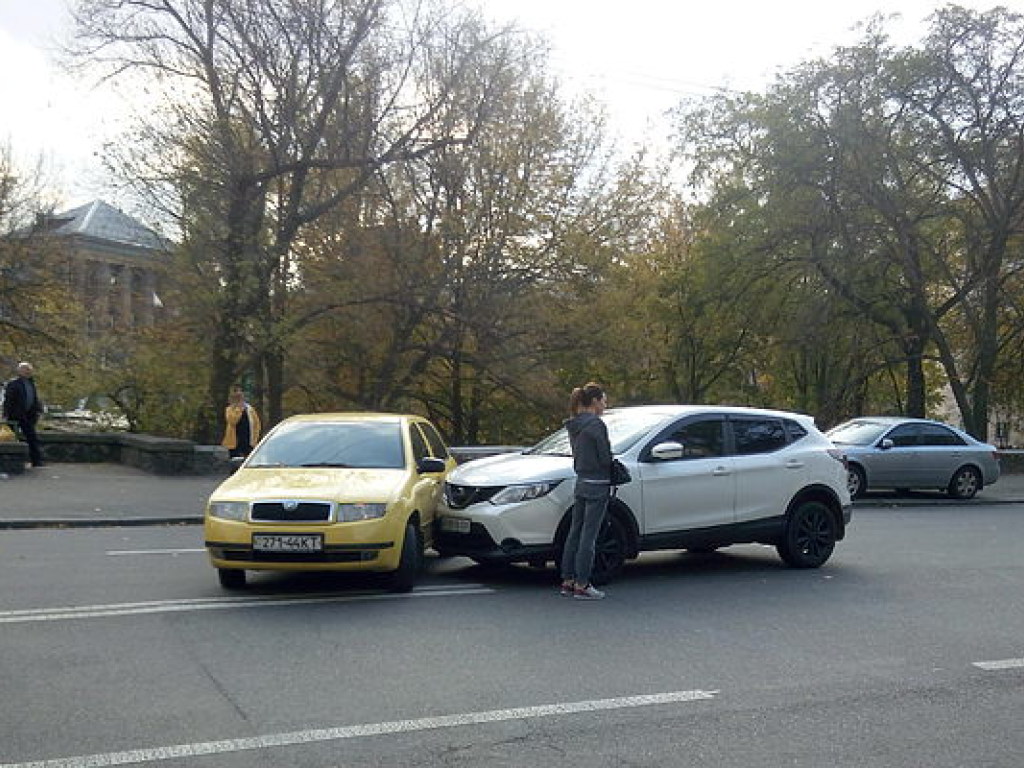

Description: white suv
[436,405,852,583]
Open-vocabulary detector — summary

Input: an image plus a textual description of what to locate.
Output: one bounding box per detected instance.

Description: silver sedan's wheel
[948,466,981,499]
[847,465,866,499]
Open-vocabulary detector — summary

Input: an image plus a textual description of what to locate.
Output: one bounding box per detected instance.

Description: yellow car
[204,413,455,592]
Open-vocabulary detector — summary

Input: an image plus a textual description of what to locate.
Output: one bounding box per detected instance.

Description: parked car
[436,405,852,583]
[825,417,1000,499]
[204,413,456,591]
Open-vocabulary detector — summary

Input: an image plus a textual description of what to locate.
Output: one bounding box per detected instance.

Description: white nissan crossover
[436,405,852,583]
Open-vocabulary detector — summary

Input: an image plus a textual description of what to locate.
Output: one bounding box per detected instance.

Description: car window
[784,419,808,442]
[247,420,406,469]
[826,420,890,445]
[917,424,966,446]
[731,418,788,455]
[886,424,919,447]
[661,417,726,459]
[409,424,430,463]
[418,421,450,459]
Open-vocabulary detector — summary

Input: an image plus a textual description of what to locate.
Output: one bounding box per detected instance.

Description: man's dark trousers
[13,416,43,466]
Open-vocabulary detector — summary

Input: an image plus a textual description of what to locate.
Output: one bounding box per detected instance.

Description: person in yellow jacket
[221,386,261,458]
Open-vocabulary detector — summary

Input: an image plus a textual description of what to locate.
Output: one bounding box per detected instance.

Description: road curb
[0,516,203,530]
[855,498,1024,508]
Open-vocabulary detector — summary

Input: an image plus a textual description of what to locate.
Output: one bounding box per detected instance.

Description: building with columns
[35,200,171,333]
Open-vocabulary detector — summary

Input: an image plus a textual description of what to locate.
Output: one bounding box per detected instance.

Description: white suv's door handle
[785,460,804,469]
[712,466,731,476]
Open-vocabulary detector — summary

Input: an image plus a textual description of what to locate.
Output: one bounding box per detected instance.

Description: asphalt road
[2,501,1023,767]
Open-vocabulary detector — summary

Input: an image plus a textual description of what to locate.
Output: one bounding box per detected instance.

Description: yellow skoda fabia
[204,413,456,592]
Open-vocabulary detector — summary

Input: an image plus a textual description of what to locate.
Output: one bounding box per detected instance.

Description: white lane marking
[0,690,719,768]
[106,549,205,556]
[973,658,1024,671]
[0,585,493,624]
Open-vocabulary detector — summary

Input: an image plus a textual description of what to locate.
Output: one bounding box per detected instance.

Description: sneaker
[573,584,605,600]
[559,581,574,597]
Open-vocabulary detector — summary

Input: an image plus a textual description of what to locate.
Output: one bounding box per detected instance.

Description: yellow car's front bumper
[204,516,404,573]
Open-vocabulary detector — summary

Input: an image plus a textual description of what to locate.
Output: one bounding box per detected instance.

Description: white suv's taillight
[827,448,848,468]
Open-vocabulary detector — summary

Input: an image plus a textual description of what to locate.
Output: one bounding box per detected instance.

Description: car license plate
[441,516,471,534]
[252,533,324,552]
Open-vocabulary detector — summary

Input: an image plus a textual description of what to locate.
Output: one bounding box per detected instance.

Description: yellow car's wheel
[218,568,246,589]
[387,523,421,593]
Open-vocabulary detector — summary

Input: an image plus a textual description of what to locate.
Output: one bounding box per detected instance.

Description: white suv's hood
[449,451,573,485]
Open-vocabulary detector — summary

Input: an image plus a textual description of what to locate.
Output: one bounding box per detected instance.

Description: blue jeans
[561,484,610,586]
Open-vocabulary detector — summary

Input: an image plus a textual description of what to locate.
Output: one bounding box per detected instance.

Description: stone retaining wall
[998,450,1024,474]
[34,432,230,475]
[0,442,29,475]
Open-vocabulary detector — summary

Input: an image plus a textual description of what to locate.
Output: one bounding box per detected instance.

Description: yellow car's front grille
[251,501,332,522]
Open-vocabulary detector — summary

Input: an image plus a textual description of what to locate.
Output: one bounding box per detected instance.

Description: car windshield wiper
[300,462,353,468]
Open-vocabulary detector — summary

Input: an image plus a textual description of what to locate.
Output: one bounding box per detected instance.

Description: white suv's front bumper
[435,485,571,560]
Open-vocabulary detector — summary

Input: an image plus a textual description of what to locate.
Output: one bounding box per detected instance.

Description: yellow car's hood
[209,467,409,504]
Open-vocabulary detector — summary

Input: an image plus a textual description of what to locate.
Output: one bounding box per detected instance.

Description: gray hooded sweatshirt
[567,412,612,495]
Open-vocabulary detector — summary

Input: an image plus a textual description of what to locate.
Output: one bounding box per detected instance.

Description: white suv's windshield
[247,420,405,468]
[525,410,670,456]
[826,420,889,446]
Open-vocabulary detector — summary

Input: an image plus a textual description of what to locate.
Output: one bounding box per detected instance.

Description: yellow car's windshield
[247,421,406,469]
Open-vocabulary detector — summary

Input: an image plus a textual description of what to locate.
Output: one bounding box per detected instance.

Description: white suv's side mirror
[650,441,685,461]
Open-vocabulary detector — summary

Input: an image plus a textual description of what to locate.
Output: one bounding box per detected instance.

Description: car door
[730,416,800,524]
[915,423,967,487]
[868,423,921,486]
[639,415,735,534]
[408,422,446,545]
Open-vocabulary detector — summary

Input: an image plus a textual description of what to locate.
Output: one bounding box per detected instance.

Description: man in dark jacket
[3,362,44,467]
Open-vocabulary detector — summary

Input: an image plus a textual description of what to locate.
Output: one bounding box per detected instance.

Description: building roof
[37,200,169,253]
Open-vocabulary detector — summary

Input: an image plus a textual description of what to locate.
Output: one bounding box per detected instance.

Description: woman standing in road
[560,382,612,600]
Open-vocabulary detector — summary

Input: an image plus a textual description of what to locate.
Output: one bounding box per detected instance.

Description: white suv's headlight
[338,503,387,522]
[208,501,249,520]
[489,481,562,506]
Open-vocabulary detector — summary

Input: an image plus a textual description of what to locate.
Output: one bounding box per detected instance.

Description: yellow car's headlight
[338,503,387,522]
[208,501,249,520]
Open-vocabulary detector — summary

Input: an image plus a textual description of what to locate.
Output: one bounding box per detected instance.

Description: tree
[70,0,520,440]
[675,8,1024,436]
[0,147,83,380]
[896,5,1024,438]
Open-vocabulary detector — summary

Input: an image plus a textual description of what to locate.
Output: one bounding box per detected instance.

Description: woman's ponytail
[569,381,605,415]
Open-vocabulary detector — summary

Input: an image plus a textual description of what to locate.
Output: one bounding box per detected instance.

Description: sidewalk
[1,463,1023,530]
[0,463,227,529]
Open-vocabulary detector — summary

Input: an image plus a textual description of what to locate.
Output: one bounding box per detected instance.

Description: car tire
[388,523,422,593]
[776,500,837,568]
[848,465,867,499]
[591,514,628,586]
[947,466,981,499]
[217,568,246,589]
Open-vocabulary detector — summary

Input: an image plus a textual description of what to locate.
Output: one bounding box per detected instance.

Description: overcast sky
[0,0,1014,205]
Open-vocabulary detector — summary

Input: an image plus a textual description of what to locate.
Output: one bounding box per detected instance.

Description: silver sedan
[826,417,1001,499]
